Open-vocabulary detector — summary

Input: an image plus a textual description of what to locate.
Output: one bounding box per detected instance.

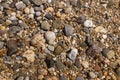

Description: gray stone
[102,48,115,59]
[76,77,84,80]
[89,72,96,78]
[16,76,24,80]
[64,25,73,36]
[41,21,51,31]
[59,75,67,80]
[56,59,65,70]
[45,31,56,41]
[15,1,26,10]
[47,45,54,51]
[67,48,78,61]
[6,40,18,56]
[31,0,42,5]
[0,41,4,49]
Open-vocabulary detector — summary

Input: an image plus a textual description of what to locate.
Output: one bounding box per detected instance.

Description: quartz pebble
[23,50,35,62]
[64,25,73,36]
[45,31,56,41]
[102,48,115,59]
[84,20,93,27]
[15,1,26,10]
[81,61,89,68]
[67,48,78,61]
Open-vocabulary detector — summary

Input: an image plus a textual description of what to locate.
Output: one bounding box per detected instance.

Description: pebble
[59,75,67,80]
[95,26,107,33]
[45,56,54,68]
[15,1,26,10]
[47,45,54,52]
[23,50,35,62]
[30,7,35,14]
[67,48,78,61]
[45,31,56,41]
[116,67,120,77]
[35,11,41,16]
[89,72,96,78]
[75,77,84,80]
[64,25,73,36]
[74,58,81,68]
[56,59,65,70]
[39,69,48,75]
[6,40,18,56]
[77,16,86,24]
[31,0,42,5]
[0,41,4,49]
[16,76,24,80]
[81,61,89,68]
[84,20,93,27]
[45,13,52,20]
[54,46,64,55]
[24,7,30,14]
[41,21,51,31]
[31,33,45,49]
[102,48,115,59]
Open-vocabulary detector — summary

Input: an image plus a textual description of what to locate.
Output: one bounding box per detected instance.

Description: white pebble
[30,7,35,14]
[84,20,93,27]
[68,48,78,61]
[36,11,41,16]
[45,31,56,41]
[102,34,107,39]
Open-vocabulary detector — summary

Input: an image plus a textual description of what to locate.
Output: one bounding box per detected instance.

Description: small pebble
[116,67,120,77]
[23,50,35,62]
[59,75,67,80]
[30,7,35,14]
[41,21,51,31]
[56,59,65,70]
[75,77,84,80]
[45,13,52,20]
[39,69,48,75]
[84,20,93,27]
[81,61,89,68]
[15,1,26,10]
[16,76,24,80]
[102,48,115,59]
[35,11,41,16]
[67,48,78,61]
[45,56,54,68]
[0,41,4,49]
[64,25,73,36]
[24,7,30,14]
[89,72,96,78]
[77,16,86,24]
[6,40,18,56]
[47,45,54,51]
[54,46,64,55]
[31,0,42,5]
[45,31,56,41]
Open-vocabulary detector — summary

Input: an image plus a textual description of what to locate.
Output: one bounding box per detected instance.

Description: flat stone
[41,21,51,31]
[102,48,115,59]
[0,41,4,49]
[15,1,26,10]
[45,31,56,41]
[84,20,93,27]
[56,59,65,70]
[6,40,18,56]
[64,25,73,36]
[31,0,42,5]
[67,48,78,61]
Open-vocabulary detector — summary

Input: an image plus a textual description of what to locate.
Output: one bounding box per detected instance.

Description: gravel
[64,25,73,36]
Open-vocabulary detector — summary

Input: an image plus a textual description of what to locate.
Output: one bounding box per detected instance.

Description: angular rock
[6,40,18,56]
[15,1,26,10]
[77,16,86,24]
[64,25,73,36]
[81,61,89,68]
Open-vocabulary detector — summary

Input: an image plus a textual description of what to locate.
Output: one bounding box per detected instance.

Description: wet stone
[41,21,51,31]
[64,25,73,36]
[6,40,18,56]
[102,48,115,59]
[0,41,4,49]
[56,59,65,70]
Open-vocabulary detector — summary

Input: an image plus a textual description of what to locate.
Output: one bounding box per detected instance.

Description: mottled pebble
[6,40,18,56]
[84,20,93,27]
[64,25,73,36]
[41,21,51,31]
[35,11,41,16]
[89,72,96,78]
[15,1,26,10]
[102,48,115,59]
[31,0,42,5]
[23,50,35,62]
[81,61,89,68]
[0,41,4,49]
[45,31,56,41]
[54,46,64,55]
[56,59,65,70]
[67,48,78,61]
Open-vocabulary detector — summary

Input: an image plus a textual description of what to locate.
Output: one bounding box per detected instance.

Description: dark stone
[77,16,86,24]
[74,58,81,68]
[45,56,54,68]
[6,40,18,56]
[85,36,93,47]
[101,48,109,57]
[86,47,96,57]
[45,13,52,20]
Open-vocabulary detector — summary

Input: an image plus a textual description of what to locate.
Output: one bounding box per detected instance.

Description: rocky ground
[0,0,120,80]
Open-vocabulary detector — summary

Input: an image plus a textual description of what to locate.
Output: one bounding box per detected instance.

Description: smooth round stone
[64,25,73,36]
[15,1,26,10]
[41,21,51,31]
[47,45,54,51]
[35,11,41,16]
[16,76,24,80]
[84,20,93,27]
[89,72,96,78]
[45,31,56,41]
[67,48,78,61]
[0,41,4,49]
[31,0,42,5]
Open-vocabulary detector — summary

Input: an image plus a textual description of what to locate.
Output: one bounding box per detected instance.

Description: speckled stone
[15,1,26,10]
[31,0,42,5]
[41,21,51,31]
[64,25,73,36]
